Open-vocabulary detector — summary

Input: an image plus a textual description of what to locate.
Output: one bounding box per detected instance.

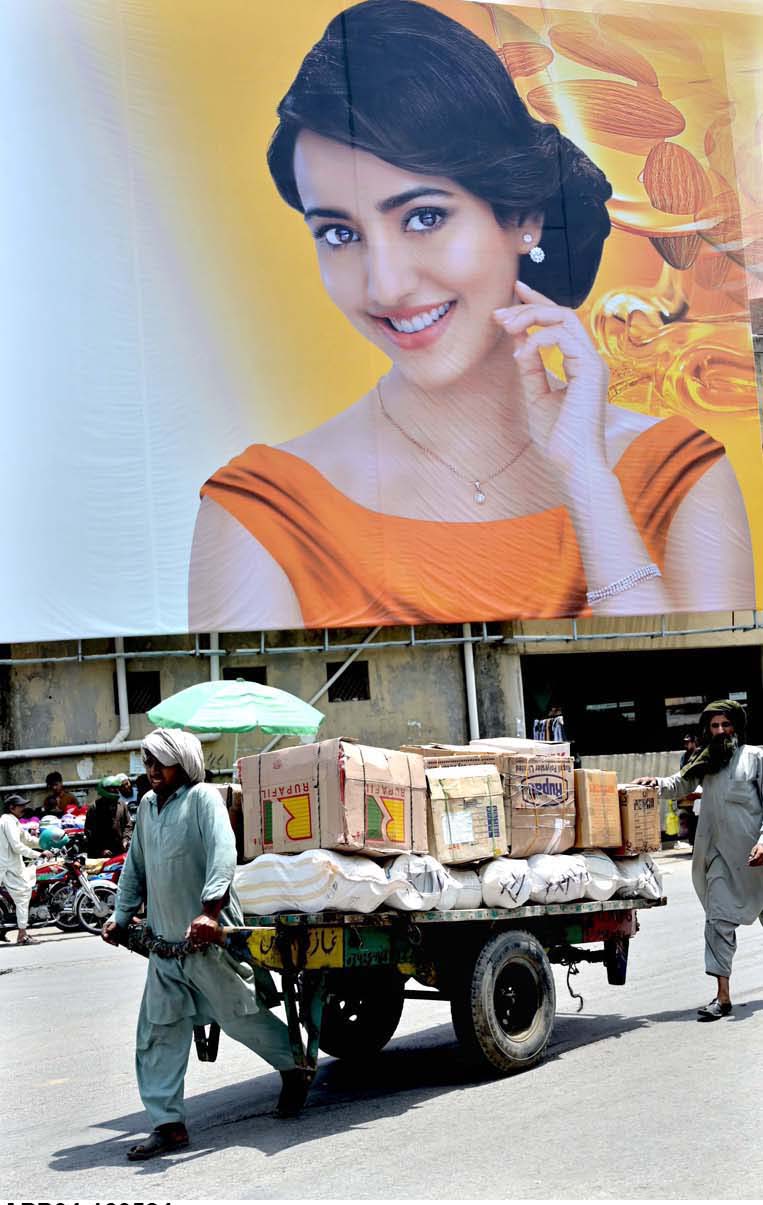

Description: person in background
[676,725,702,846]
[103,729,306,1161]
[0,794,41,945]
[638,700,763,1020]
[135,774,151,805]
[84,777,132,858]
[43,771,80,818]
[680,726,700,768]
[117,774,140,813]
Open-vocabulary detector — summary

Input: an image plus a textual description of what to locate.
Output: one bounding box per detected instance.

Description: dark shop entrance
[521,647,762,758]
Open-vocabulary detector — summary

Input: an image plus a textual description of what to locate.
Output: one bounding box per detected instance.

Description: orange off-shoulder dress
[200,416,723,626]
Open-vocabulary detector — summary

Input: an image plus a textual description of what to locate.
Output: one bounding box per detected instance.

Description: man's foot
[697,998,733,1021]
[15,935,40,946]
[276,1068,315,1119]
[126,1123,189,1161]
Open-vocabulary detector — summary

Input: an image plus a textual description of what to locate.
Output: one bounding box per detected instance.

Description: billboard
[4,0,762,640]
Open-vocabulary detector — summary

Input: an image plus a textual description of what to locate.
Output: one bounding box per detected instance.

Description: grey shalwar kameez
[113,781,294,1128]
[657,744,763,977]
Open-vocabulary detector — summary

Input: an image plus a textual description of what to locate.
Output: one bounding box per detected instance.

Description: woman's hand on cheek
[494,280,610,477]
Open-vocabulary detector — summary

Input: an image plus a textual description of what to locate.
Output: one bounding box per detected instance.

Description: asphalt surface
[3,851,763,1200]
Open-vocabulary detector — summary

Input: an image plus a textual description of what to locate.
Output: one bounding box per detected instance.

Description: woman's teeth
[387,302,451,334]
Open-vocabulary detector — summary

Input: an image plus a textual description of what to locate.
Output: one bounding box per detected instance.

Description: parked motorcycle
[0,841,91,937]
[73,852,126,935]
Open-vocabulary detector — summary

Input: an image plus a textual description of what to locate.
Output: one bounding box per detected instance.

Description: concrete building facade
[2,609,761,810]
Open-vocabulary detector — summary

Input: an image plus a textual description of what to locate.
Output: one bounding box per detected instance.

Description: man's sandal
[15,936,40,946]
[697,998,733,1021]
[126,1124,189,1161]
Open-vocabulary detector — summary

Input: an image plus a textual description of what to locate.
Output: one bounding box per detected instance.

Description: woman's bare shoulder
[188,496,303,629]
[278,389,378,498]
[603,405,660,467]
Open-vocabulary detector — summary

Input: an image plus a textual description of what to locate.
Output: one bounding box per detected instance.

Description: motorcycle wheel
[48,881,81,932]
[75,883,117,935]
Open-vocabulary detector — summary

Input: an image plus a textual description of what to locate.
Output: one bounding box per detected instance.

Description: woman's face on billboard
[294,130,539,392]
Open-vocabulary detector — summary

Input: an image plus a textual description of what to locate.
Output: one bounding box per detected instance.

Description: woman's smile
[369,300,456,349]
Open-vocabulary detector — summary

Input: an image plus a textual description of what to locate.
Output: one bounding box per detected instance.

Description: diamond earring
[529,245,545,264]
[522,233,533,244]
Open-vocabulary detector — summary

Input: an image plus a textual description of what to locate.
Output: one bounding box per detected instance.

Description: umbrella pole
[233,732,239,776]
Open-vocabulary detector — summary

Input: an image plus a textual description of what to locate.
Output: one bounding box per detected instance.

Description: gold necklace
[376,381,531,505]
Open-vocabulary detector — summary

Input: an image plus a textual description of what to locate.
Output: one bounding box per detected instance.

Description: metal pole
[258,626,383,756]
[462,622,480,741]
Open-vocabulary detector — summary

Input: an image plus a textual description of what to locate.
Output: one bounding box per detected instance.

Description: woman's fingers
[495,303,596,349]
[513,325,594,366]
[514,279,555,306]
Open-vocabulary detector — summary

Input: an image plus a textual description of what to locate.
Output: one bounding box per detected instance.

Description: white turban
[142,729,205,786]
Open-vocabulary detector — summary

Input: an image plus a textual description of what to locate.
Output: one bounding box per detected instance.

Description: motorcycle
[73,852,126,935]
[0,840,92,937]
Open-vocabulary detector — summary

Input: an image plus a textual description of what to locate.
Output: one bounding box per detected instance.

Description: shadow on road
[49,995,763,1174]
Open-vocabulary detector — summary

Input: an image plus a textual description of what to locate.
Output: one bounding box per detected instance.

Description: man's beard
[706,733,738,773]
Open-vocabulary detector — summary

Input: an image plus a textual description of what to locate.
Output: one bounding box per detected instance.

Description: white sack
[528,853,590,905]
[580,849,622,901]
[385,853,460,911]
[234,850,407,915]
[612,854,663,900]
[443,867,482,910]
[479,858,533,909]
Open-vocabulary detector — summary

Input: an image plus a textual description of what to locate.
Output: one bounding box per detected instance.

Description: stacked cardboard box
[498,754,576,857]
[615,784,661,856]
[574,769,622,848]
[425,764,507,865]
[239,738,427,858]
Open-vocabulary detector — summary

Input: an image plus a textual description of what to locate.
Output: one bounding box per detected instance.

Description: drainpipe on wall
[209,632,221,681]
[462,622,480,741]
[0,635,220,766]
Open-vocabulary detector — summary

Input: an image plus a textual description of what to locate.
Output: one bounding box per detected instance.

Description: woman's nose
[365,237,418,310]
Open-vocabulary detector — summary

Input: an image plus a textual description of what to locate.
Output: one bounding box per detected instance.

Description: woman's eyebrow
[377,187,454,213]
[303,206,352,222]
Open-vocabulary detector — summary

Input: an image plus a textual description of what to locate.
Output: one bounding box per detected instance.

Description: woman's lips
[369,301,456,350]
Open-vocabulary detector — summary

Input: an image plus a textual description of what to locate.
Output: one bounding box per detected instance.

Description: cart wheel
[451,929,555,1075]
[318,969,405,1061]
[604,937,629,986]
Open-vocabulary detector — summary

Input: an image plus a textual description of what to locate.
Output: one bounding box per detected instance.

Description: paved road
[3,852,763,1200]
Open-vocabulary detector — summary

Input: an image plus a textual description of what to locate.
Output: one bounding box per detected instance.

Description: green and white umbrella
[147,678,324,736]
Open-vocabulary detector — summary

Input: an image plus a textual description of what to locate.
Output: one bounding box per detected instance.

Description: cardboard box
[615,784,661,856]
[471,736,572,757]
[425,764,507,864]
[237,759,264,861]
[574,769,622,849]
[500,754,576,857]
[249,739,428,857]
[400,744,502,770]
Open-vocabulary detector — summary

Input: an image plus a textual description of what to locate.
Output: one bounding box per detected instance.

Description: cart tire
[318,969,405,1061]
[604,937,629,986]
[451,929,555,1074]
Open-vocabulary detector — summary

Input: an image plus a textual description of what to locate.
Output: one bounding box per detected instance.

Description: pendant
[473,482,486,505]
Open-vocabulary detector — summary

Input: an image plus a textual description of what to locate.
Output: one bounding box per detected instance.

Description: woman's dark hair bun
[268,0,612,308]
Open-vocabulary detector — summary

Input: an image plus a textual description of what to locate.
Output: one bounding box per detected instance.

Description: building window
[326,660,371,703]
[114,669,161,715]
[223,666,267,685]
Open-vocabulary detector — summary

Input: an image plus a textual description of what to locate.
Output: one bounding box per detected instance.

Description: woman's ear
[517,215,544,255]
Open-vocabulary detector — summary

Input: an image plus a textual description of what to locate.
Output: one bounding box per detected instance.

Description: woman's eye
[317,225,359,247]
[405,208,447,233]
